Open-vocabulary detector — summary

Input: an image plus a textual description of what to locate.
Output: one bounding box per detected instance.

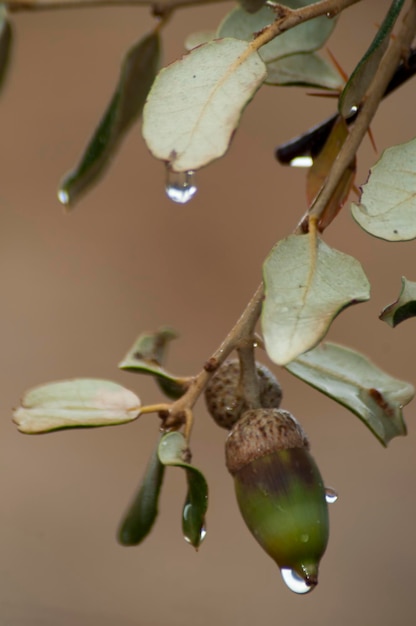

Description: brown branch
[6,0,225,12]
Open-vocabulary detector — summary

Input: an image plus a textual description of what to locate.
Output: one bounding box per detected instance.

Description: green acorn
[225,408,329,594]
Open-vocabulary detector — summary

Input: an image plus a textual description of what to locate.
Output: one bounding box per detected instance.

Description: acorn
[225,408,329,593]
[204,360,282,429]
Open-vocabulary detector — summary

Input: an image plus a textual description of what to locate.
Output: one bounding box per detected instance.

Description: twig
[6,0,225,12]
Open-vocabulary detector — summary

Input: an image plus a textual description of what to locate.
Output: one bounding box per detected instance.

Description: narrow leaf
[58,31,161,206]
[217,4,336,64]
[262,234,370,365]
[118,442,165,546]
[266,52,344,89]
[142,38,266,172]
[0,6,12,93]
[351,136,416,241]
[118,327,188,399]
[380,277,416,327]
[339,0,404,117]
[13,379,141,434]
[158,432,208,549]
[286,342,414,445]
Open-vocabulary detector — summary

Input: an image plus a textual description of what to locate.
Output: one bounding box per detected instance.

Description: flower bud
[225,408,329,593]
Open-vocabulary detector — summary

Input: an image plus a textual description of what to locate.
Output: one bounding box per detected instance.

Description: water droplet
[325,487,338,504]
[183,504,207,548]
[165,169,197,204]
[289,156,313,168]
[280,569,315,594]
[57,188,70,205]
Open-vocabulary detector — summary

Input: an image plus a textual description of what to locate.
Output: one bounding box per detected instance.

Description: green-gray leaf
[380,277,416,327]
[158,432,208,549]
[351,136,416,241]
[13,379,141,434]
[0,5,12,93]
[286,342,414,445]
[266,52,344,89]
[58,31,161,207]
[262,234,370,365]
[118,327,188,399]
[143,38,266,172]
[339,0,404,117]
[217,4,336,64]
[118,442,165,546]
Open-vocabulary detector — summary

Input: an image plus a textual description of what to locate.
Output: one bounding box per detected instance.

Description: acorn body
[226,409,329,591]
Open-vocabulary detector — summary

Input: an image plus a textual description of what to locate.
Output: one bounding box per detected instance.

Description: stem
[6,0,226,12]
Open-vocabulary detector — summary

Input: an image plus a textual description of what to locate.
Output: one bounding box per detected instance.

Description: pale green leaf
[118,441,165,546]
[262,235,370,365]
[142,38,266,172]
[339,0,404,117]
[217,4,336,64]
[13,379,141,434]
[351,137,416,241]
[380,276,416,327]
[286,342,413,445]
[158,432,208,548]
[118,327,188,399]
[266,52,344,89]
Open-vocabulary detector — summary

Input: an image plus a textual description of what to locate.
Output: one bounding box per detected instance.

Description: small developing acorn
[225,408,329,593]
[204,360,282,429]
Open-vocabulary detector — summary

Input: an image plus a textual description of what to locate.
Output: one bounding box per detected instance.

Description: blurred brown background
[1,0,416,624]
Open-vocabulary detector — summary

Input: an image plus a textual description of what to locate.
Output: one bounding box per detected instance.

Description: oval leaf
[58,31,161,206]
[142,38,266,172]
[158,432,208,549]
[118,327,188,399]
[217,4,336,64]
[339,0,404,117]
[351,136,416,241]
[262,234,370,365]
[285,342,414,445]
[118,442,165,546]
[380,276,416,327]
[13,379,141,434]
[266,52,344,89]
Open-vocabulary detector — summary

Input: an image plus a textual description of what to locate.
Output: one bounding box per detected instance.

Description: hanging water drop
[165,168,197,204]
[57,188,70,206]
[289,156,313,168]
[280,568,315,595]
[325,487,338,504]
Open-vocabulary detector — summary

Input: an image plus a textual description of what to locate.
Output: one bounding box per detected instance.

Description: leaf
[13,379,141,434]
[262,234,370,365]
[266,52,344,89]
[158,432,208,549]
[285,342,414,445]
[118,327,188,399]
[338,0,405,117]
[58,31,161,207]
[142,38,266,172]
[184,30,216,51]
[118,442,166,546]
[238,0,267,13]
[217,4,336,64]
[0,5,12,93]
[380,277,416,327]
[351,136,416,241]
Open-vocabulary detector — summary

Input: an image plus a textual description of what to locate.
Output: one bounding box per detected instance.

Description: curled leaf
[262,234,370,365]
[13,379,141,434]
[380,277,416,327]
[142,38,266,172]
[158,432,208,549]
[59,31,161,206]
[286,342,413,445]
[118,327,188,399]
[351,136,416,241]
[118,442,165,546]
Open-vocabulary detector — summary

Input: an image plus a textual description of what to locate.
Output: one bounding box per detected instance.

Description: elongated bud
[226,409,329,594]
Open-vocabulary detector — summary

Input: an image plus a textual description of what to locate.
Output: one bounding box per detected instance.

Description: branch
[6,0,225,13]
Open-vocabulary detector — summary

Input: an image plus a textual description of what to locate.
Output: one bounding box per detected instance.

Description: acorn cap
[225,408,309,476]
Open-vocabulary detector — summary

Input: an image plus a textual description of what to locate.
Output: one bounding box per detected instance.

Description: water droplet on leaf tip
[325,487,338,504]
[165,169,197,204]
[289,156,313,168]
[57,189,70,205]
[280,568,315,594]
